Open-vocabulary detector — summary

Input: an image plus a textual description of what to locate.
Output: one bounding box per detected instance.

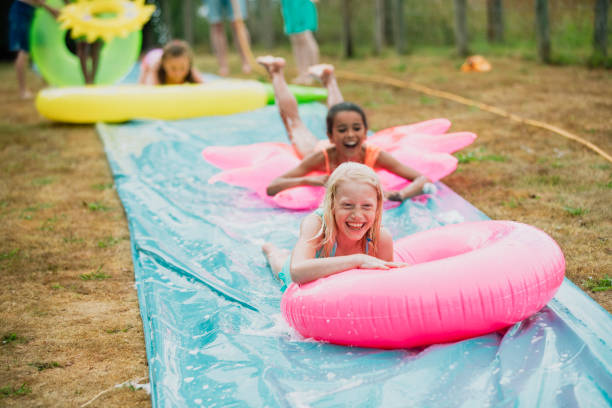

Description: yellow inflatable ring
[58,0,155,43]
[35,81,270,123]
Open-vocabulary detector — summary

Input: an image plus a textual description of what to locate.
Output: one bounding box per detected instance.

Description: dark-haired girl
[257,56,431,202]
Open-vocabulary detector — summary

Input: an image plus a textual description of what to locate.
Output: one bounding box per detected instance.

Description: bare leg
[230,21,252,74]
[210,23,230,76]
[76,42,92,84]
[256,56,318,158]
[290,33,313,85]
[15,50,31,99]
[262,243,290,278]
[303,30,320,74]
[308,64,343,108]
[90,40,102,84]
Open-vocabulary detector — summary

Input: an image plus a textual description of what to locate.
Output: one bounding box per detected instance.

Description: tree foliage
[143,0,608,66]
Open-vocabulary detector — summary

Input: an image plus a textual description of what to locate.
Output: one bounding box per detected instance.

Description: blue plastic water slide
[97,103,612,407]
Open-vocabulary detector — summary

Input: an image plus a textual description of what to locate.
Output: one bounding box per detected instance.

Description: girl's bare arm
[140,61,161,85]
[376,227,395,262]
[266,151,327,196]
[376,151,430,201]
[191,68,205,84]
[290,216,403,284]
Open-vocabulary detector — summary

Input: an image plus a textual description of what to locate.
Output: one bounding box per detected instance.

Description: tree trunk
[374,0,384,54]
[257,0,275,48]
[535,0,551,63]
[182,0,194,44]
[486,0,504,43]
[593,0,609,58]
[341,0,354,58]
[383,0,394,46]
[161,0,173,39]
[393,0,405,54]
[453,0,469,56]
[142,0,159,49]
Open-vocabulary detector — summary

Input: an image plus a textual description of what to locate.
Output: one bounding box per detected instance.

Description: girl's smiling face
[162,55,191,84]
[333,181,378,242]
[328,111,368,158]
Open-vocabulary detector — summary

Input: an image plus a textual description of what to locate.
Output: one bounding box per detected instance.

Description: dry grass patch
[1,69,149,407]
[0,48,610,406]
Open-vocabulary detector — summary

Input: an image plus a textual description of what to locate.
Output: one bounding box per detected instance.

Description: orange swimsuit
[320,144,381,174]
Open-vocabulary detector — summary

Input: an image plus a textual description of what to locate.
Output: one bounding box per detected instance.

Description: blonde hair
[315,162,384,257]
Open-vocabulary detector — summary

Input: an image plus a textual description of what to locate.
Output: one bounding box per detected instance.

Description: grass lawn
[0,47,610,406]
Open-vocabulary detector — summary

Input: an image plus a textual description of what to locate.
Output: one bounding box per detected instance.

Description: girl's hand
[422,182,438,195]
[384,190,404,202]
[357,254,407,270]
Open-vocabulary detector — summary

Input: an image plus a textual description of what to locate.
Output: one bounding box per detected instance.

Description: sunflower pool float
[59,0,155,43]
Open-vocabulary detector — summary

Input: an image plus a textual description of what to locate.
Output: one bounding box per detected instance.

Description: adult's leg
[76,42,92,84]
[228,0,251,73]
[10,1,33,98]
[262,243,290,278]
[90,40,102,83]
[303,30,320,72]
[210,23,230,76]
[230,21,252,74]
[290,33,313,85]
[15,50,31,99]
[257,56,318,158]
[309,64,343,108]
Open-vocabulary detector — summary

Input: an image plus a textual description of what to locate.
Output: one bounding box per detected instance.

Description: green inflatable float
[29,0,142,86]
[263,83,328,105]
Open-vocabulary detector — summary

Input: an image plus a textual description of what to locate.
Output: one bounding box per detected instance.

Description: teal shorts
[277,258,292,293]
[280,0,318,35]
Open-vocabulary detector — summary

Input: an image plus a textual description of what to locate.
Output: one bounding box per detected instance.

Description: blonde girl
[139,39,204,85]
[262,162,405,291]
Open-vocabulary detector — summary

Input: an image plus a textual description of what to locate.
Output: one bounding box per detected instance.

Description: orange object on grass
[461,55,492,72]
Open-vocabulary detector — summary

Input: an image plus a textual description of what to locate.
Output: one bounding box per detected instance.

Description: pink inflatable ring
[281,220,565,349]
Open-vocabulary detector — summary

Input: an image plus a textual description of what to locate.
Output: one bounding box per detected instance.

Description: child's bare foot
[242,63,252,74]
[218,66,230,77]
[292,75,314,86]
[262,242,277,257]
[256,56,285,76]
[20,90,33,100]
[308,64,335,86]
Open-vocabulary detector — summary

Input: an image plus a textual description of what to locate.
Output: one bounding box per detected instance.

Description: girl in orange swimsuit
[257,56,432,203]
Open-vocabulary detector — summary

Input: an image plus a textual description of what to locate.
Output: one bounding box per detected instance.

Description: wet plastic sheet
[98,103,612,407]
